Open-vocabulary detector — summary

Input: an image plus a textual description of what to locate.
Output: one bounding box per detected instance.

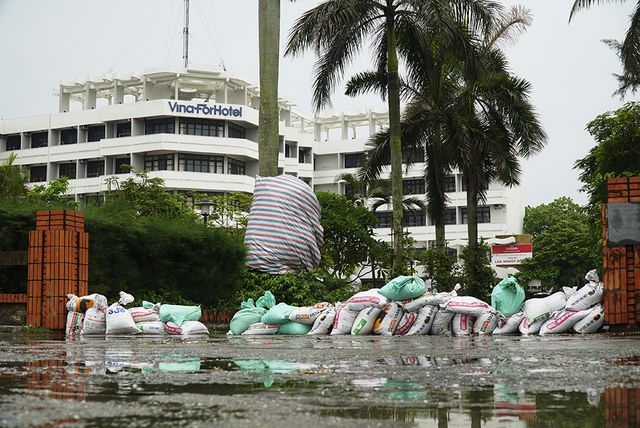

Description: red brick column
[26,210,89,329]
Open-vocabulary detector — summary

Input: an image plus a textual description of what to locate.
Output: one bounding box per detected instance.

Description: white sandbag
[518,317,545,335]
[565,281,603,311]
[493,311,525,335]
[81,307,106,335]
[66,293,108,313]
[179,320,209,335]
[105,303,139,335]
[474,310,500,335]
[65,311,84,338]
[241,322,278,335]
[345,288,390,311]
[128,307,160,323]
[351,306,382,335]
[430,309,455,335]
[573,304,605,334]
[394,311,418,336]
[405,305,439,335]
[539,308,591,335]
[441,296,491,317]
[522,291,566,323]
[372,302,404,335]
[452,313,474,336]
[330,305,359,335]
[136,321,166,335]
[288,302,331,324]
[308,307,336,335]
[401,284,461,312]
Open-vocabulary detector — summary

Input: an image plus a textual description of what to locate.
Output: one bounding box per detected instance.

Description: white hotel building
[0,66,524,252]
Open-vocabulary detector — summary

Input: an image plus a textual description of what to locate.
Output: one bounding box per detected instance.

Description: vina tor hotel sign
[168,101,243,118]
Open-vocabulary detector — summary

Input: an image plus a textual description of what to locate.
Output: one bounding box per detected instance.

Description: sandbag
[493,311,525,335]
[401,286,459,312]
[394,311,418,335]
[351,306,382,335]
[452,313,474,336]
[261,302,298,325]
[491,276,525,317]
[522,291,566,323]
[159,304,202,326]
[474,310,500,335]
[379,276,426,301]
[518,317,544,335]
[330,304,359,335]
[230,299,269,335]
[242,322,278,335]
[405,305,439,335]
[442,296,491,317]
[65,311,84,338]
[244,175,323,273]
[165,320,209,335]
[308,306,336,335]
[345,288,390,311]
[66,293,108,313]
[573,304,605,334]
[136,321,166,335]
[105,303,139,335]
[128,306,160,323]
[81,307,106,335]
[372,302,403,335]
[565,281,603,311]
[277,321,312,335]
[430,309,454,335]
[288,302,331,324]
[539,308,590,335]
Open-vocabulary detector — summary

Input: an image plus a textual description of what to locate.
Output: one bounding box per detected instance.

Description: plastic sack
[105,303,139,335]
[394,311,418,335]
[308,307,336,335]
[277,321,312,335]
[573,304,605,334]
[128,307,160,323]
[493,311,525,335]
[229,298,269,335]
[81,307,106,335]
[66,293,108,313]
[372,302,403,335]
[261,302,298,325]
[522,291,566,323]
[159,304,202,326]
[65,311,84,338]
[330,304,359,335]
[345,288,389,311]
[136,321,166,335]
[539,308,591,335]
[452,313,474,336]
[405,305,439,335]
[441,296,491,317]
[165,320,209,335]
[351,306,382,335]
[474,310,500,335]
[491,276,525,317]
[565,281,603,311]
[288,302,331,324]
[242,322,278,335]
[379,276,426,301]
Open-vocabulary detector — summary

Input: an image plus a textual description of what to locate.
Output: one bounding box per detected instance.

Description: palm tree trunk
[386,16,405,276]
[258,0,281,177]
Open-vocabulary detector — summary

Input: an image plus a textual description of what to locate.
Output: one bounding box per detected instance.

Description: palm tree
[570,0,640,95]
[285,0,499,275]
[0,153,29,200]
[258,0,281,177]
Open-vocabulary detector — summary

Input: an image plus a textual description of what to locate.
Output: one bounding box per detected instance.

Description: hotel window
[87,160,105,178]
[145,118,175,135]
[228,158,245,175]
[31,132,48,148]
[179,118,224,137]
[178,154,216,173]
[117,122,131,137]
[59,163,76,179]
[6,135,20,151]
[284,141,298,158]
[29,165,47,182]
[115,157,131,174]
[60,128,77,145]
[445,208,457,225]
[405,210,426,227]
[444,175,456,193]
[299,147,312,164]
[87,125,105,142]
[375,211,393,228]
[228,123,246,139]
[144,154,174,171]
[403,178,425,195]
[344,153,364,168]
[461,206,491,224]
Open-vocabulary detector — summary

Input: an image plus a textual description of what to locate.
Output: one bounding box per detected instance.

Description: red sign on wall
[491,243,533,266]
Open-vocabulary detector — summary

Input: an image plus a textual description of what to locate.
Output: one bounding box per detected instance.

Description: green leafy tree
[0,153,28,200]
[519,197,598,290]
[458,240,496,302]
[27,176,77,208]
[105,168,197,220]
[285,0,497,276]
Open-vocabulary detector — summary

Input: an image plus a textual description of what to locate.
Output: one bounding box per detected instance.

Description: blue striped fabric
[245,175,323,273]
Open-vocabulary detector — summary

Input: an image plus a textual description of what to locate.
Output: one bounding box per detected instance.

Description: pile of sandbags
[65,291,209,338]
[228,270,605,336]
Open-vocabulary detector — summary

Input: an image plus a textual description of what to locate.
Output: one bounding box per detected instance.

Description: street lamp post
[198,199,215,225]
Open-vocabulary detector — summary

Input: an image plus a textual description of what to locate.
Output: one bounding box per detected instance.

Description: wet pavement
[0,331,639,427]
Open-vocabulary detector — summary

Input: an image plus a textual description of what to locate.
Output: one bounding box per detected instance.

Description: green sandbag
[379,275,426,301]
[256,291,276,309]
[230,305,268,335]
[159,304,201,326]
[276,321,312,335]
[261,302,298,325]
[491,276,525,317]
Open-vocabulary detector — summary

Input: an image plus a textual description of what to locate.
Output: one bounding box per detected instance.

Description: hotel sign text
[168,101,243,118]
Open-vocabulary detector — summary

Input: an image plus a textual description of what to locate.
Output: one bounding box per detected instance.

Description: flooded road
[0,332,639,427]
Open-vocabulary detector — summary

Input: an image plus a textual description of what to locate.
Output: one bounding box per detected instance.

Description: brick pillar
[26,210,89,329]
[602,177,640,329]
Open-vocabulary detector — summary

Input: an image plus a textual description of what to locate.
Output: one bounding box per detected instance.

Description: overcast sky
[0,0,635,207]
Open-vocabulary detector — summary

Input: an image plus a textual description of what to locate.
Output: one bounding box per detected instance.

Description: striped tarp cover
[244,175,323,273]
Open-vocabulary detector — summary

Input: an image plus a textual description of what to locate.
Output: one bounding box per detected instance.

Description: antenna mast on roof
[183,0,190,67]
